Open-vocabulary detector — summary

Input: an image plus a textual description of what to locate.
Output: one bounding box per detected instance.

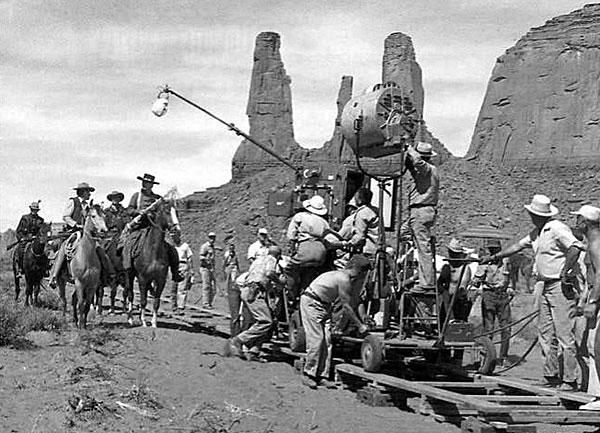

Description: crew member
[199,232,217,309]
[104,191,128,235]
[437,238,472,322]
[224,243,242,335]
[170,230,194,314]
[400,141,440,292]
[300,255,371,389]
[472,238,513,366]
[50,182,114,287]
[14,200,45,278]
[285,195,331,299]
[483,195,584,391]
[225,246,284,361]
[571,205,600,409]
[247,228,272,263]
[346,188,379,255]
[120,173,183,283]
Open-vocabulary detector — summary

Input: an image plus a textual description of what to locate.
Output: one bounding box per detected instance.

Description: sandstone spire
[467,4,600,164]
[232,32,302,178]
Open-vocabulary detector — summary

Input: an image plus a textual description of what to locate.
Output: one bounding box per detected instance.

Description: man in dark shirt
[14,201,45,277]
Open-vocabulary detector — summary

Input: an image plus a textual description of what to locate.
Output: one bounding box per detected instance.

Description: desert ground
[1,260,599,433]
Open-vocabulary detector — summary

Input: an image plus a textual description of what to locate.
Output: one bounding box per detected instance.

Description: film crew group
[13,200,46,279]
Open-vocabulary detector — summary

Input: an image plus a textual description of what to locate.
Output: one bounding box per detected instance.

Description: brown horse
[126,202,179,328]
[57,205,108,328]
[94,234,127,315]
[12,222,52,306]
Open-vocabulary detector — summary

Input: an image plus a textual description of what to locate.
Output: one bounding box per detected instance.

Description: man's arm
[15,216,29,240]
[561,245,583,279]
[483,241,527,263]
[338,278,367,333]
[286,214,300,241]
[63,199,79,228]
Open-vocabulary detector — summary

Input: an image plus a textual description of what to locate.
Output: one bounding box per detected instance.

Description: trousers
[538,279,578,383]
[236,289,273,354]
[400,205,436,289]
[200,267,215,307]
[482,291,511,359]
[300,294,332,380]
[170,269,192,310]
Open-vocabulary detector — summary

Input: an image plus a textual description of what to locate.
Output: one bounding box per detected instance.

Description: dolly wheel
[474,336,496,375]
[288,311,306,353]
[361,335,385,372]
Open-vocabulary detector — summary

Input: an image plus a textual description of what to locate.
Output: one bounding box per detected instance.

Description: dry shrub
[0,299,68,347]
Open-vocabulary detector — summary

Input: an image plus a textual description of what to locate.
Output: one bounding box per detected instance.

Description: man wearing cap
[199,232,217,309]
[50,182,114,287]
[345,188,379,255]
[472,238,512,365]
[300,255,372,389]
[14,201,45,278]
[285,195,331,300]
[225,245,284,361]
[483,195,584,390]
[120,174,183,283]
[247,228,273,264]
[571,205,600,409]
[400,141,440,292]
[170,230,194,315]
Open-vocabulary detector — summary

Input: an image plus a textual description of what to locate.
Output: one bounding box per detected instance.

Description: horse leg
[139,279,149,328]
[109,276,118,314]
[95,284,104,316]
[72,289,79,327]
[24,276,32,307]
[75,282,86,329]
[14,272,20,302]
[152,280,165,329]
[58,274,67,316]
[126,271,135,326]
[33,280,40,307]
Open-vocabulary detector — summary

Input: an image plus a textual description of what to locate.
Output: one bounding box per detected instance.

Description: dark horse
[95,233,127,315]
[12,222,51,306]
[125,202,179,328]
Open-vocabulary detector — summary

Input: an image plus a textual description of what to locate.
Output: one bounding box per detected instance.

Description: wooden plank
[475,375,595,404]
[417,381,499,389]
[336,364,507,413]
[483,409,600,424]
[473,395,560,404]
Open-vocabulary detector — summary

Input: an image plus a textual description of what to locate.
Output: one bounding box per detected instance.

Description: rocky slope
[467,3,600,164]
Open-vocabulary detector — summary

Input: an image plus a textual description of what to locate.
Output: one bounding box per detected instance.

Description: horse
[125,202,179,328]
[94,233,127,315]
[12,222,52,306]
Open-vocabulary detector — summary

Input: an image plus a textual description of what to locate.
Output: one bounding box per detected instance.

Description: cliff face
[231,32,305,178]
[467,4,600,164]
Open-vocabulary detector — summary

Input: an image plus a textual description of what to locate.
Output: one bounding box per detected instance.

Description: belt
[409,203,436,209]
[303,290,328,305]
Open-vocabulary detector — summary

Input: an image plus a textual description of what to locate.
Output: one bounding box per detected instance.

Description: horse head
[85,204,108,237]
[152,200,180,233]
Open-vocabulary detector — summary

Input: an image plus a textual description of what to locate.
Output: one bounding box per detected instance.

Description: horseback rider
[104,190,128,235]
[120,173,183,282]
[49,182,115,288]
[14,200,45,278]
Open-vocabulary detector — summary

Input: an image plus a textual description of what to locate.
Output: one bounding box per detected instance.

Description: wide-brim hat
[571,204,600,223]
[137,173,160,184]
[106,191,125,202]
[29,200,41,210]
[524,194,558,217]
[73,182,95,192]
[258,228,269,235]
[415,141,437,158]
[208,232,216,238]
[447,238,467,255]
[303,195,328,216]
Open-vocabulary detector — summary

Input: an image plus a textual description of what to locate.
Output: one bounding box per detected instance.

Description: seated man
[50,182,114,287]
[14,200,45,278]
[437,238,472,322]
[225,246,284,361]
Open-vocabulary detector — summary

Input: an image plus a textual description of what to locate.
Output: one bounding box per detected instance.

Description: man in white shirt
[170,231,194,314]
[247,228,272,264]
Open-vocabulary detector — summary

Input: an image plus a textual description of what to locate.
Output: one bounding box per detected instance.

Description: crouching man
[300,255,372,389]
[224,246,283,362]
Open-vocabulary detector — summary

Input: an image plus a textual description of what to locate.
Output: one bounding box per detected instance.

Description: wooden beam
[483,409,600,425]
[336,364,507,413]
[471,395,560,404]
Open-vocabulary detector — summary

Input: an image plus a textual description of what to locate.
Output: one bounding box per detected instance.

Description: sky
[0,0,589,230]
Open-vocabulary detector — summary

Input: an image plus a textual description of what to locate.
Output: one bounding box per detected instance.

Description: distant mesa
[467,4,600,164]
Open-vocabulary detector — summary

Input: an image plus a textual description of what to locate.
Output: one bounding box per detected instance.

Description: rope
[474,309,539,339]
[494,336,539,374]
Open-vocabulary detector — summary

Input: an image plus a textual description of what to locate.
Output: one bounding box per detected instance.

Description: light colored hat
[258,228,268,235]
[208,232,216,238]
[302,195,328,216]
[415,142,437,157]
[571,205,600,222]
[29,200,41,210]
[74,181,95,191]
[524,194,558,217]
[447,238,467,255]
[106,191,125,202]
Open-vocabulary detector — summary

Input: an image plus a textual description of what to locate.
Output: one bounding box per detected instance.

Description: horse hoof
[127,318,134,326]
[151,322,157,329]
[141,321,147,328]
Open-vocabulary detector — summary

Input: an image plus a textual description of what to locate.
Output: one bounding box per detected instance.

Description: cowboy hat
[73,182,95,191]
[571,204,600,223]
[524,194,558,217]
[415,142,437,158]
[258,228,269,235]
[29,200,41,210]
[137,173,160,184]
[208,232,216,238]
[303,195,328,216]
[447,238,467,255]
[106,191,125,202]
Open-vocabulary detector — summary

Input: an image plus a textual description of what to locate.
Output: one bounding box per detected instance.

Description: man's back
[308,270,350,304]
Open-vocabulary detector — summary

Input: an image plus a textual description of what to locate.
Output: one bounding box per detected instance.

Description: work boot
[226,337,243,358]
[245,352,265,363]
[301,375,318,390]
[538,376,561,387]
[318,379,338,389]
[558,381,578,392]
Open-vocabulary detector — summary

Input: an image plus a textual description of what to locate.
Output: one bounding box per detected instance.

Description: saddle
[122,227,150,269]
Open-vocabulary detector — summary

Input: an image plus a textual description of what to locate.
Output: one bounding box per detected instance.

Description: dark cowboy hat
[106,190,125,202]
[29,200,41,210]
[137,173,160,184]
[73,181,95,192]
